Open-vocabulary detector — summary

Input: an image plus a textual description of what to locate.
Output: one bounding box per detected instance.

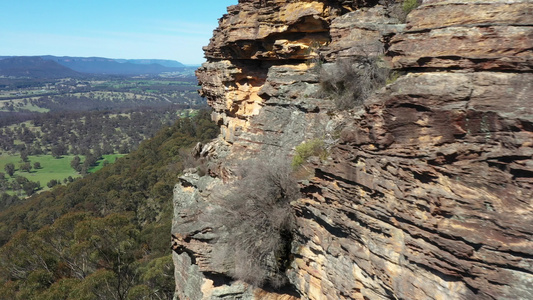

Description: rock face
[172,0,533,299]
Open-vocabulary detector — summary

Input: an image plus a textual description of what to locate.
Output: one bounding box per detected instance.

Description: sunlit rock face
[172,0,533,299]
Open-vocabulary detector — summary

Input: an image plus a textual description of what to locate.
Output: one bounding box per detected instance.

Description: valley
[1,0,532,299]
[0,56,219,300]
[0,76,201,112]
[0,71,205,202]
[0,110,219,299]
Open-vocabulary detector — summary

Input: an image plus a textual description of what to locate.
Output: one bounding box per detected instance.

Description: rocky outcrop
[390,0,532,71]
[172,0,533,299]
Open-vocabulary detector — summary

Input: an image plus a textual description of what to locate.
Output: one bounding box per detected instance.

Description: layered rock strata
[172,0,533,299]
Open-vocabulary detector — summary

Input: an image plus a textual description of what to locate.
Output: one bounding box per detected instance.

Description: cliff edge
[172,0,533,299]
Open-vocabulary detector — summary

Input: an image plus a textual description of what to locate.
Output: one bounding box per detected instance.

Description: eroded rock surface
[172,0,533,299]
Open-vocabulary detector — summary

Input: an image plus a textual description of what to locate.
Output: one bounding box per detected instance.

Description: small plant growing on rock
[402,0,421,15]
[378,0,421,25]
[386,70,402,85]
[214,158,299,288]
[292,138,328,168]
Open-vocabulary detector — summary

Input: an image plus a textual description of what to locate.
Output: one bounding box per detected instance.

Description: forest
[0,64,217,299]
[0,106,196,157]
[0,110,218,299]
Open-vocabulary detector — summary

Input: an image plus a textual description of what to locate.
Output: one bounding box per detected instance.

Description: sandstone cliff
[172,0,533,299]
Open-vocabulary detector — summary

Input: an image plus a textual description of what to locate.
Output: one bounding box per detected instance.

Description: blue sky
[0,0,238,64]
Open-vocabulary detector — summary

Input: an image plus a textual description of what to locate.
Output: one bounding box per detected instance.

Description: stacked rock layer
[173,0,533,299]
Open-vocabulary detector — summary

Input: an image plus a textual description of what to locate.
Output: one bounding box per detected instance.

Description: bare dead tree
[213,157,299,288]
[318,54,389,110]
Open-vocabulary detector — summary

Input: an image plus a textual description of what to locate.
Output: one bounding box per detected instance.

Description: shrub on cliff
[402,0,421,15]
[292,138,328,168]
[318,56,389,110]
[215,158,299,288]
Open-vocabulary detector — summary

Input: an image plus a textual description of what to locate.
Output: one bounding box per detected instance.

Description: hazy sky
[0,0,238,64]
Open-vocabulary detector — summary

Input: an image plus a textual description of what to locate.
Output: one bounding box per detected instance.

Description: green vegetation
[403,0,420,14]
[0,105,199,197]
[87,154,126,173]
[0,110,218,299]
[1,154,78,183]
[292,138,328,168]
[386,70,402,85]
[0,153,127,198]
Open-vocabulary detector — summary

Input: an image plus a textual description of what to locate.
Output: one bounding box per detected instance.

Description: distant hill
[114,59,185,68]
[0,56,80,78]
[0,56,188,76]
[40,56,187,75]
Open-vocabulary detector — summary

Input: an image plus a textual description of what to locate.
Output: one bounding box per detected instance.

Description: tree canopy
[0,110,218,299]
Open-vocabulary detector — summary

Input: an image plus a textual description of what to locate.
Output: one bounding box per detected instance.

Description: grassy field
[0,153,126,192]
[88,154,126,173]
[0,154,80,185]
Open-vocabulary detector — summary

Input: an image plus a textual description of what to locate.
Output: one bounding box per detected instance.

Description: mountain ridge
[0,55,188,77]
[0,56,80,78]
